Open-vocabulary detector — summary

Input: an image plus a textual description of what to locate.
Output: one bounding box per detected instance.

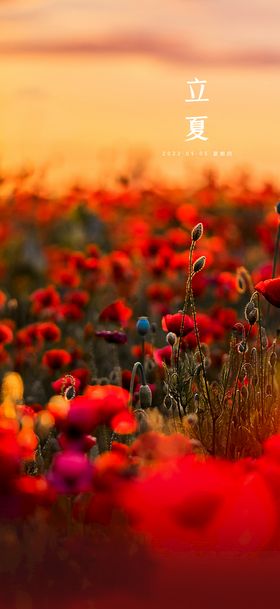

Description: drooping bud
[244,301,258,325]
[191,222,203,242]
[193,255,206,274]
[237,340,248,354]
[139,384,152,408]
[136,316,151,336]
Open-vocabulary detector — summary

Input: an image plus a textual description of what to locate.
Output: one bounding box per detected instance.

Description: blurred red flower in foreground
[99,300,132,327]
[255,277,280,307]
[48,450,93,494]
[50,385,135,436]
[162,313,194,337]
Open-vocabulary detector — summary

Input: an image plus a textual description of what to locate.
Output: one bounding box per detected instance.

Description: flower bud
[136,316,151,336]
[193,255,206,274]
[139,384,152,408]
[246,306,258,325]
[237,340,248,354]
[166,332,177,346]
[191,222,203,242]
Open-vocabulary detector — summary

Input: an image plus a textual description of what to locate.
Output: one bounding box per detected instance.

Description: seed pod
[191,222,203,242]
[139,384,152,408]
[166,332,177,346]
[270,351,277,368]
[136,316,150,336]
[193,255,206,274]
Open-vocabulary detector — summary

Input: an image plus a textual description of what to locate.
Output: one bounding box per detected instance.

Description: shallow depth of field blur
[2,2,280,609]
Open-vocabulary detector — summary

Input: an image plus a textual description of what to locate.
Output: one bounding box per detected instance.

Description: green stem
[266,222,280,323]
[176,242,195,373]
[225,328,251,458]
[190,287,216,455]
[257,294,265,423]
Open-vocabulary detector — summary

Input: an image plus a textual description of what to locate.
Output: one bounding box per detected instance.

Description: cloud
[0,31,279,68]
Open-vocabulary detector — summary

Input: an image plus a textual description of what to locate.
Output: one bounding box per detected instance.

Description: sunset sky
[1,0,280,187]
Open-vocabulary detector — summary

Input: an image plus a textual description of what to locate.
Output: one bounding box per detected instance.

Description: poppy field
[0,172,280,608]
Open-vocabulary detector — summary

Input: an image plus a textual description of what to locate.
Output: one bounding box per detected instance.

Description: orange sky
[1,0,280,188]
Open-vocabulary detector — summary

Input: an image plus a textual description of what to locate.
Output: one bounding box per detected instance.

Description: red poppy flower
[162,313,194,337]
[57,303,84,321]
[154,345,172,367]
[52,374,81,395]
[111,410,137,435]
[37,322,61,343]
[70,367,90,391]
[16,324,41,348]
[255,277,280,308]
[0,324,13,345]
[30,285,61,315]
[99,300,132,327]
[66,290,89,307]
[42,349,71,370]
